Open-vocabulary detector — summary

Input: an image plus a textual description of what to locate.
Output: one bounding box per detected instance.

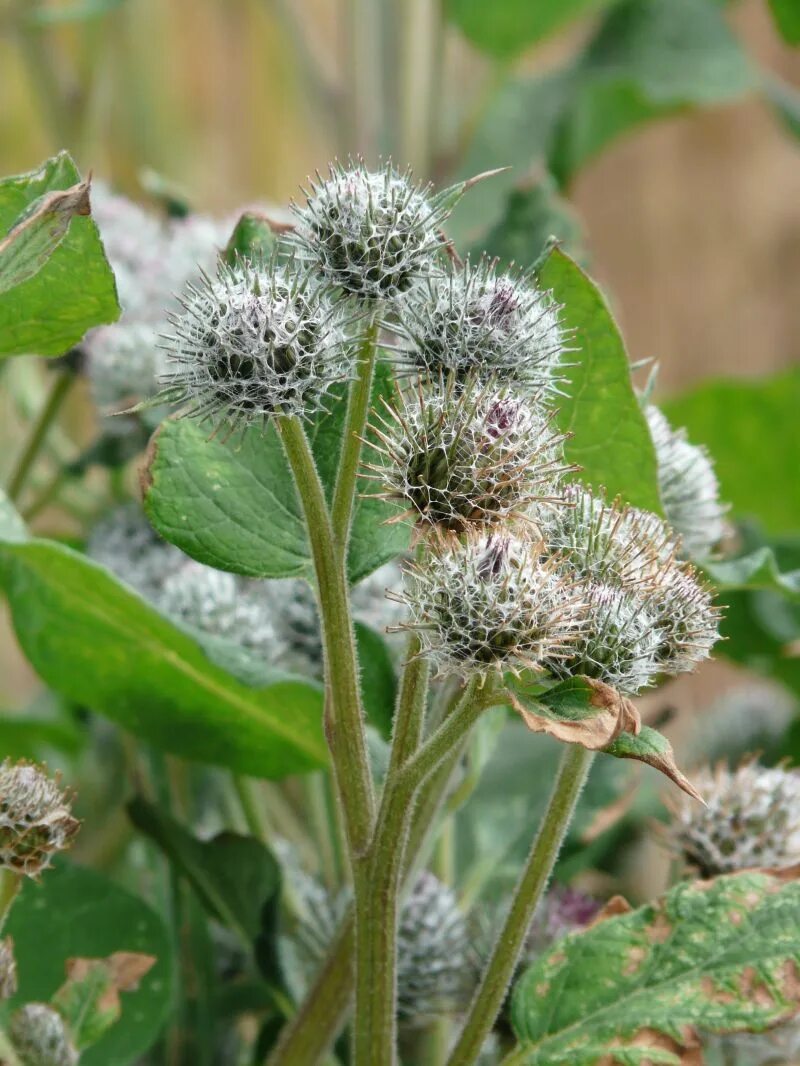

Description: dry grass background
[0,0,798,730]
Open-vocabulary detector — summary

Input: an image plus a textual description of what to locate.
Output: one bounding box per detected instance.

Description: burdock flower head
[665,759,800,877]
[161,258,354,427]
[367,378,571,533]
[399,531,588,679]
[291,160,444,300]
[395,258,566,395]
[9,1003,78,1066]
[0,760,79,878]
[544,583,662,695]
[645,404,728,559]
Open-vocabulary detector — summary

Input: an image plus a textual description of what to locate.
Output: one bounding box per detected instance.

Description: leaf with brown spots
[509,676,641,750]
[52,952,156,1051]
[604,725,702,802]
[509,867,800,1065]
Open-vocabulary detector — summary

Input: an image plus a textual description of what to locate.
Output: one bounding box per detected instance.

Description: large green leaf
[549,0,754,185]
[2,861,174,1066]
[0,153,119,357]
[447,0,616,60]
[0,536,327,777]
[537,248,662,512]
[663,368,800,537]
[143,362,410,582]
[768,0,800,44]
[128,798,280,947]
[509,867,800,1065]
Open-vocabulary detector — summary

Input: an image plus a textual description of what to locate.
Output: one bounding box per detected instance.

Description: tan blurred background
[0,0,798,718]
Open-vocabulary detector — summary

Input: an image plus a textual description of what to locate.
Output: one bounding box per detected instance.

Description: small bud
[645,562,720,676]
[665,759,800,877]
[0,761,79,878]
[399,531,588,679]
[161,259,354,427]
[395,258,566,395]
[291,161,443,300]
[0,937,17,1000]
[368,379,570,532]
[9,1004,78,1066]
[645,404,728,559]
[525,885,602,958]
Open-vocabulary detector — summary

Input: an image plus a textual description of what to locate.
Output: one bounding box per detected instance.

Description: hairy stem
[330,316,379,558]
[445,744,595,1066]
[266,678,491,1066]
[277,416,375,859]
[352,638,431,1065]
[6,369,74,503]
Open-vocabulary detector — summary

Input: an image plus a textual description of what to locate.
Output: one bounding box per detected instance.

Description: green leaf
[764,76,800,139]
[0,178,91,295]
[549,0,754,185]
[662,368,800,536]
[717,588,800,698]
[447,0,617,59]
[223,211,279,267]
[704,547,800,601]
[0,536,327,777]
[509,675,641,750]
[3,861,174,1066]
[510,867,800,1065]
[604,725,701,800]
[143,362,410,583]
[768,0,800,44]
[475,174,585,269]
[355,622,397,740]
[0,153,119,357]
[52,953,156,1051]
[536,247,662,512]
[128,797,280,947]
[0,489,27,542]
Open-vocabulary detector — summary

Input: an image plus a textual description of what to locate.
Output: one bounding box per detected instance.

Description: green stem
[0,870,21,934]
[266,678,489,1066]
[445,745,595,1066]
[232,774,269,843]
[6,370,74,503]
[352,637,431,1066]
[276,416,375,859]
[330,317,379,559]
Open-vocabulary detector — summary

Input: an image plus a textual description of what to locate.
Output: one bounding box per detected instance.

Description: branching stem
[6,369,74,503]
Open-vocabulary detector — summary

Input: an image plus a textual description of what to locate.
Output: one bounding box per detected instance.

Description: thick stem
[352,638,431,1066]
[445,745,595,1066]
[6,370,74,503]
[330,317,379,559]
[266,678,488,1066]
[277,416,375,859]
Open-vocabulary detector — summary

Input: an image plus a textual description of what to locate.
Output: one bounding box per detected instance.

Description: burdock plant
[147,160,729,1066]
[6,150,769,1066]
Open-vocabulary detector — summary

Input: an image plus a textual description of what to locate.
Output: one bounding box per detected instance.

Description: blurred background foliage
[0,0,798,891]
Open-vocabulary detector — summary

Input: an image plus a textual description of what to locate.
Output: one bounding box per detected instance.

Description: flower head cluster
[161,260,354,427]
[395,258,566,395]
[645,404,728,559]
[9,1003,78,1066]
[0,760,79,878]
[665,759,800,877]
[399,532,588,679]
[532,484,720,693]
[291,161,444,300]
[88,506,279,655]
[368,379,570,532]
[85,184,231,410]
